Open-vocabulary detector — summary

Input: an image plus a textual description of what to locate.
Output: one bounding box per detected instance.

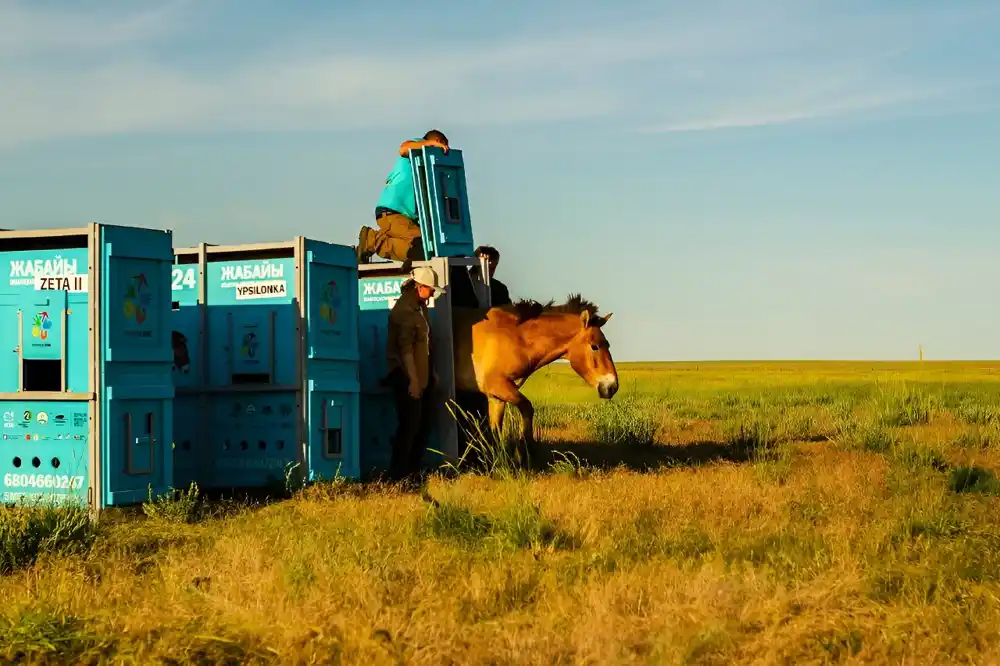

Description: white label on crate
[1,492,84,505]
[8,257,80,286]
[221,262,284,282]
[34,274,88,292]
[234,280,287,300]
[362,279,402,299]
[2,473,85,490]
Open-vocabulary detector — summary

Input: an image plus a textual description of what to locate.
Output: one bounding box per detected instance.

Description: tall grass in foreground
[0,501,96,574]
[440,400,525,480]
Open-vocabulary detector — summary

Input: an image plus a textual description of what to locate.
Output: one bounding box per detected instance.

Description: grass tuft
[142,481,204,524]
[833,414,898,453]
[420,492,577,554]
[0,503,97,574]
[547,450,590,479]
[955,425,1000,450]
[949,466,1000,495]
[442,401,526,480]
[587,394,658,446]
[872,381,937,427]
[953,399,1000,426]
[0,611,111,663]
[723,414,779,459]
[890,441,951,474]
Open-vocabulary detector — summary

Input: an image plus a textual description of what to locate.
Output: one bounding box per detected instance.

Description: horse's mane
[501,293,600,324]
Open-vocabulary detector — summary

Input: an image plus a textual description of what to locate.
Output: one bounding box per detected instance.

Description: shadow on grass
[532,439,748,472]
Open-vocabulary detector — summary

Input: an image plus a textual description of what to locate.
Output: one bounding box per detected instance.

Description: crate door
[359,392,395,478]
[303,242,360,481]
[100,224,175,507]
[308,389,359,481]
[305,241,358,366]
[105,399,172,504]
[17,292,67,392]
[410,147,475,258]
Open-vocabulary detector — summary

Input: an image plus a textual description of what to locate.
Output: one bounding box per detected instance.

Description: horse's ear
[603,312,613,324]
[580,310,591,328]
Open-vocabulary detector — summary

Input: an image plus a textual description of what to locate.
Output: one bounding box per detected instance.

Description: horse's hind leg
[488,396,523,466]
[483,376,535,470]
[487,396,506,438]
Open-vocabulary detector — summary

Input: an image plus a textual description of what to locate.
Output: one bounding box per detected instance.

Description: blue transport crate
[0,223,175,509]
[171,238,360,490]
[410,146,476,260]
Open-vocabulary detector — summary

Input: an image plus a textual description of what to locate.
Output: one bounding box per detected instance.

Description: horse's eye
[591,345,599,352]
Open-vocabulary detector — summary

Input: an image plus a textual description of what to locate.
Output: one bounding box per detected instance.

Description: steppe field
[5,361,1000,665]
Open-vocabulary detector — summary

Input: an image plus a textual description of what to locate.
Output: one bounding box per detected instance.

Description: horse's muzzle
[597,375,619,400]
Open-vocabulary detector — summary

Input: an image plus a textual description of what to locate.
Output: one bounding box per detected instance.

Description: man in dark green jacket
[385,265,445,482]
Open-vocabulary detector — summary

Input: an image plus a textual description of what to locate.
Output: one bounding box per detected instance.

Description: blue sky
[1,0,999,361]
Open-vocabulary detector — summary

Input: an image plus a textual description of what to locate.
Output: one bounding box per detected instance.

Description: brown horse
[451,294,619,465]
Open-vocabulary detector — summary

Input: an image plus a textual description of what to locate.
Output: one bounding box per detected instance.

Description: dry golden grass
[3,361,1000,664]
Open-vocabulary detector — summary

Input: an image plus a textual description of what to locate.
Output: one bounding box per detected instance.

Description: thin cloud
[0,1,996,146]
[0,10,682,145]
[639,4,999,134]
[642,85,956,134]
[0,1,187,54]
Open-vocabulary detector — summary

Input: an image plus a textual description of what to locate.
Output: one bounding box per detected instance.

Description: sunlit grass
[3,361,1000,664]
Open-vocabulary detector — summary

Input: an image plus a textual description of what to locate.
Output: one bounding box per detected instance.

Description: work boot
[356,227,375,264]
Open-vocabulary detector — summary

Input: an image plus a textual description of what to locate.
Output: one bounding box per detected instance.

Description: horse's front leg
[513,397,535,469]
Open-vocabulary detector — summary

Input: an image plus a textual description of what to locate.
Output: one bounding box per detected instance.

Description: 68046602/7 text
[2,473,84,490]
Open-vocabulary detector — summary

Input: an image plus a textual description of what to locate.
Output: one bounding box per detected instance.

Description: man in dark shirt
[457,245,511,467]
[469,245,511,307]
[385,266,444,483]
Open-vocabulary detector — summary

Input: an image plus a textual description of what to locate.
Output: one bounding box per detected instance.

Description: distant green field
[3,361,1000,664]
[527,360,1000,401]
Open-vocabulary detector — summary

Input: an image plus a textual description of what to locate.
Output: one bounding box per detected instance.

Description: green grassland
[4,361,1000,664]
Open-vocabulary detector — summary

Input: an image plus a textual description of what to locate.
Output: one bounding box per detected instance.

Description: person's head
[410,266,445,303]
[475,245,500,278]
[423,129,449,147]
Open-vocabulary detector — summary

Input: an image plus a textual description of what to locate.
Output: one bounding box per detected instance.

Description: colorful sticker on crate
[320,279,341,324]
[31,311,53,341]
[241,332,259,359]
[123,273,152,327]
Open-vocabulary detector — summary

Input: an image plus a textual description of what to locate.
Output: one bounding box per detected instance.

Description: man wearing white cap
[385,265,446,482]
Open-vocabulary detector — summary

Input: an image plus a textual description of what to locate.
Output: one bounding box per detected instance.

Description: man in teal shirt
[356,130,449,263]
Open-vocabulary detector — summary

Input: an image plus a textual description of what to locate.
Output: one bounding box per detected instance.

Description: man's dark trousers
[388,369,436,481]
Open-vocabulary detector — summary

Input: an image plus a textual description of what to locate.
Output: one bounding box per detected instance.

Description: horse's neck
[520,315,579,369]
